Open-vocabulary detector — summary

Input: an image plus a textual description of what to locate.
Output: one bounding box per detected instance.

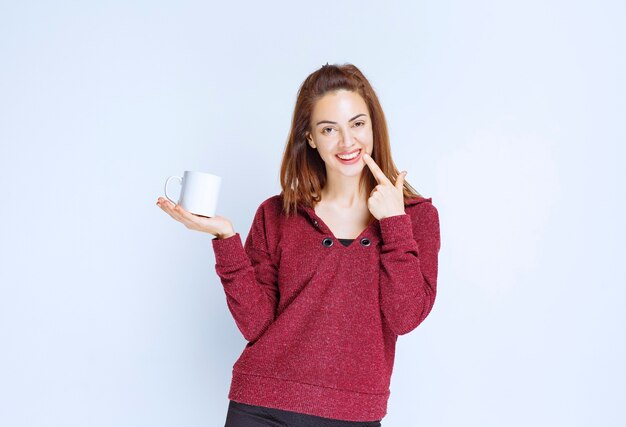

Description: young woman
[156,63,441,426]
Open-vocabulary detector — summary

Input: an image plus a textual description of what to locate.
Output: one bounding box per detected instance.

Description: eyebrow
[315,113,367,126]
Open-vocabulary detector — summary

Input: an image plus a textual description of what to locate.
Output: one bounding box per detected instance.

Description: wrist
[381,211,406,220]
[216,229,236,239]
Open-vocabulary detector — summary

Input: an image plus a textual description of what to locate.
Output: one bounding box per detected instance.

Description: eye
[354,121,365,127]
[322,127,334,134]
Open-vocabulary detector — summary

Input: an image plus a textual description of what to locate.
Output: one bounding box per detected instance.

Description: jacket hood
[404,195,432,206]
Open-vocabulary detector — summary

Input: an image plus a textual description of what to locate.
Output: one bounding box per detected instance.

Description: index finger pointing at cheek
[362,152,391,185]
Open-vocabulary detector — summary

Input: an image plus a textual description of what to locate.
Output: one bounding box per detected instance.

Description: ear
[306,132,316,149]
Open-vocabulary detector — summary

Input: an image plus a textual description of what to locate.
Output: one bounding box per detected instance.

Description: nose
[339,128,357,149]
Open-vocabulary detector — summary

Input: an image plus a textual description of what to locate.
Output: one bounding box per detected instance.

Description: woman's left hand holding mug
[156,197,235,239]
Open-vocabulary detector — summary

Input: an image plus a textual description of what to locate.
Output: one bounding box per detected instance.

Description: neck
[320,172,367,208]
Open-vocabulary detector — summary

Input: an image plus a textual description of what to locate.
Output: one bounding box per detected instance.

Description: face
[306,89,374,177]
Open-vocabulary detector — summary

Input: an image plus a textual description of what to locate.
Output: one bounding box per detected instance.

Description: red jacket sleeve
[378,202,441,335]
[211,203,279,342]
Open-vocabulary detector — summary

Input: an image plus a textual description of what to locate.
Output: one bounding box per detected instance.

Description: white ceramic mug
[164,171,221,217]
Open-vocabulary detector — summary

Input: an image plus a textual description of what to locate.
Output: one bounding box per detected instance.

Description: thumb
[396,171,407,190]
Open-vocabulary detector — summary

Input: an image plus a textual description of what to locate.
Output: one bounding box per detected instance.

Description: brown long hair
[279,63,422,216]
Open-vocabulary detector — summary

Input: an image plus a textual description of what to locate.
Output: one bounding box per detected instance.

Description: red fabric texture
[211,193,441,421]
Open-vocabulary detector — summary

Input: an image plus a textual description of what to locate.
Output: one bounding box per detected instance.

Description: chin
[338,167,364,177]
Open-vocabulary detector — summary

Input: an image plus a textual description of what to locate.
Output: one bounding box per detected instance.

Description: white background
[1,1,624,426]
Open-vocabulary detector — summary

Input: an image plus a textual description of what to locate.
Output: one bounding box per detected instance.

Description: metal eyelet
[322,237,334,247]
[360,238,371,247]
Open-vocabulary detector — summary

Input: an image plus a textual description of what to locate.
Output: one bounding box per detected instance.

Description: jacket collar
[296,195,432,225]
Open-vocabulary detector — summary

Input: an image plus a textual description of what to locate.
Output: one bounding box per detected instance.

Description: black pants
[224,400,383,427]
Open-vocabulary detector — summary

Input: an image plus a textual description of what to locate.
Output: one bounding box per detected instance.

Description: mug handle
[164,176,183,204]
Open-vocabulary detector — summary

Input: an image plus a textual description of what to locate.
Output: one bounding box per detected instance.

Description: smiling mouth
[336,149,361,161]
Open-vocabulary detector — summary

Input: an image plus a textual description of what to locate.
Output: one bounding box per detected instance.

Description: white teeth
[337,149,360,160]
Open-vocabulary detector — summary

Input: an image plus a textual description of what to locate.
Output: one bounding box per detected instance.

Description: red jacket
[211,193,441,421]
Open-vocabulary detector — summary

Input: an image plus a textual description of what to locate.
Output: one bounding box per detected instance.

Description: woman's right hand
[156,197,236,239]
